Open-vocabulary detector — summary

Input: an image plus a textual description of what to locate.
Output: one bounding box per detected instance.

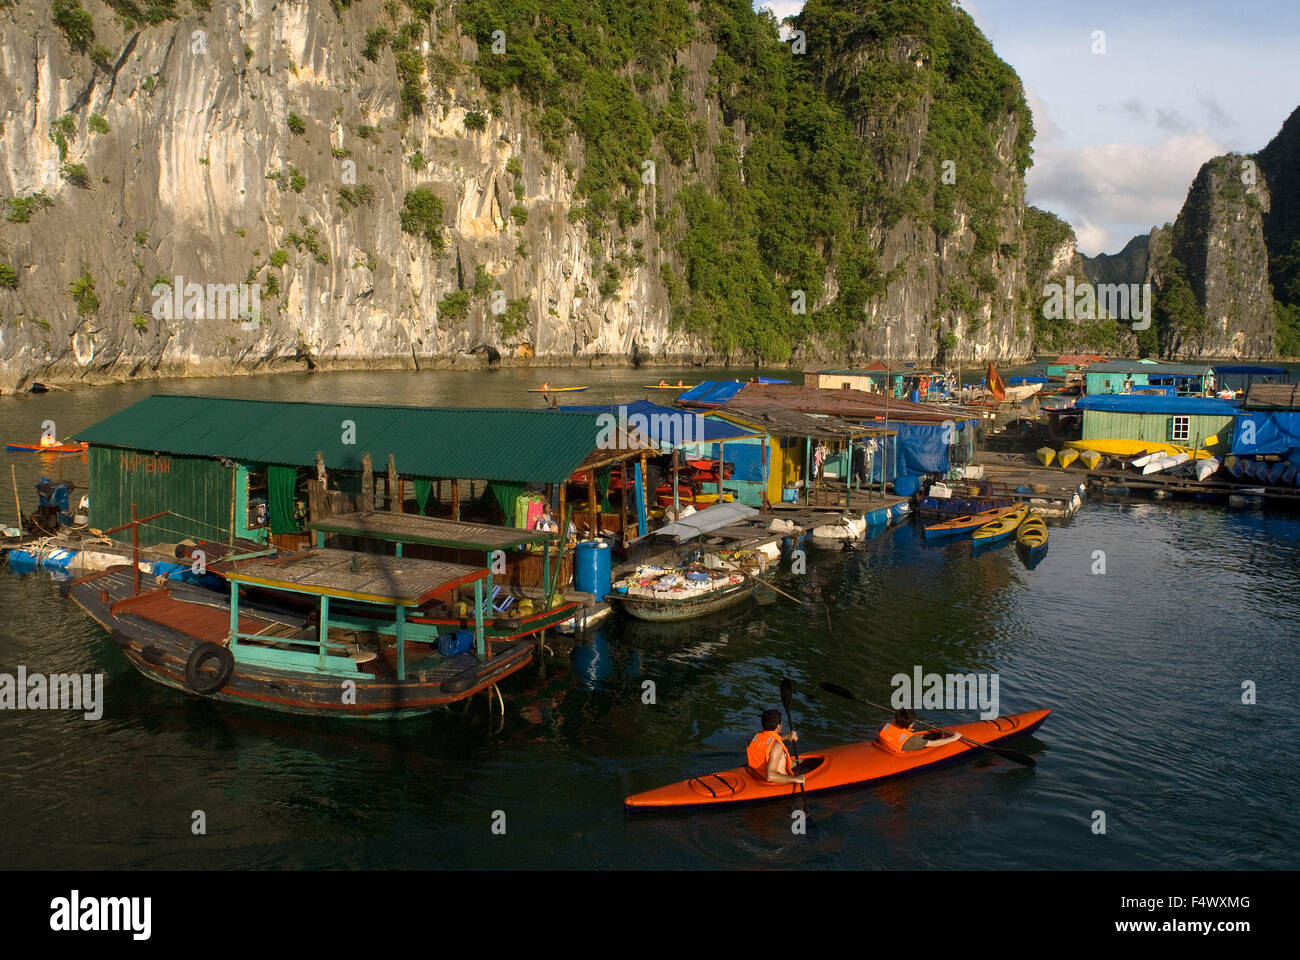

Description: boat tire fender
[142,644,167,666]
[186,642,234,694]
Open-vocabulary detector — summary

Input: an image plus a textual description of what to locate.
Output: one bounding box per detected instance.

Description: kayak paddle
[779,678,805,796]
[818,680,1037,769]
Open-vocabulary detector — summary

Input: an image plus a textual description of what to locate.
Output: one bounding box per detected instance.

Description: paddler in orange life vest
[877,709,962,754]
[747,709,804,784]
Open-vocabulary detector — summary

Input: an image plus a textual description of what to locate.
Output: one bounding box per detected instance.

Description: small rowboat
[923,504,1020,540]
[643,384,696,390]
[624,708,1051,810]
[525,385,589,393]
[1016,514,1049,567]
[6,440,88,453]
[1035,447,1055,467]
[1077,450,1102,470]
[972,504,1028,545]
[1057,448,1079,468]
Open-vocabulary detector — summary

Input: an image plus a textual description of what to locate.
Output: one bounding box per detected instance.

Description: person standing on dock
[747,709,804,784]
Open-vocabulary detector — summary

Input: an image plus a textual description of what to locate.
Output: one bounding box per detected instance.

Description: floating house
[1074,394,1239,453]
[73,395,653,584]
[1084,361,1215,397]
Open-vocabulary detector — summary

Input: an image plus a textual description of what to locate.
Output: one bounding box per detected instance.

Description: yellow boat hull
[1036,447,1056,467]
[1057,449,1080,468]
[1063,439,1212,459]
[972,504,1029,542]
[1016,515,1048,549]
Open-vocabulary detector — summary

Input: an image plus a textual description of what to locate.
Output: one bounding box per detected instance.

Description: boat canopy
[651,502,760,541]
[224,547,486,607]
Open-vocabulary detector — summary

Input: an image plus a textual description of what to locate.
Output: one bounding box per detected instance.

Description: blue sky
[754,1,1300,255]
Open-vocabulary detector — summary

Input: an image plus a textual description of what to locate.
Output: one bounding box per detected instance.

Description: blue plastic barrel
[574,539,612,599]
[910,389,921,403]
[893,474,920,497]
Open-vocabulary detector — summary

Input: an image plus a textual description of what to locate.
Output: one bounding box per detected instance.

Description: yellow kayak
[1078,450,1102,469]
[1057,448,1080,468]
[1036,447,1056,467]
[1017,514,1048,549]
[1063,439,1212,459]
[972,504,1029,544]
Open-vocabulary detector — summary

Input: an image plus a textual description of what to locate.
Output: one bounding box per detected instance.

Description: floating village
[2,356,1296,806]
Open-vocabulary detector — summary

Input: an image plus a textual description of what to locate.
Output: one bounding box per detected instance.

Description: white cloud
[755,0,805,20]
[1028,131,1228,255]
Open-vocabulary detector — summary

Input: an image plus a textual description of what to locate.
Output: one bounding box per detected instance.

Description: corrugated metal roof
[1087,361,1213,375]
[1075,395,1239,415]
[75,396,608,484]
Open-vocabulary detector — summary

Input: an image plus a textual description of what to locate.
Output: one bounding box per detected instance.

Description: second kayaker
[746,709,805,784]
[877,709,962,754]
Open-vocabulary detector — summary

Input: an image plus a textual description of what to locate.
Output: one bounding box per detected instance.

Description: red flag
[986,362,1006,402]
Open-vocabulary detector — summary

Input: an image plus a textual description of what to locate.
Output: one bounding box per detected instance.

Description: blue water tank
[574,539,612,599]
[910,389,921,403]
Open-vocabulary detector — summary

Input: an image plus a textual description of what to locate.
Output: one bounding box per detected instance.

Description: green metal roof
[75,395,607,484]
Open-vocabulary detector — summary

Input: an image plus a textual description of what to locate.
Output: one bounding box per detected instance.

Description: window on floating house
[1169,416,1190,442]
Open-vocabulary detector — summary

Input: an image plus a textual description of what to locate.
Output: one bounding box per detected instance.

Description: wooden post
[360,454,374,512]
[131,503,140,597]
[558,481,567,542]
[587,472,598,539]
[619,462,628,545]
[451,478,460,521]
[316,450,326,486]
[10,464,22,530]
[639,454,648,527]
[387,454,400,513]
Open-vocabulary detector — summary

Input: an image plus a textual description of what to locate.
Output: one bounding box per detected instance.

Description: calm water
[2,367,1298,869]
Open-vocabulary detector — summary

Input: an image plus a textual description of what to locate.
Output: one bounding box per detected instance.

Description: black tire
[185,642,234,694]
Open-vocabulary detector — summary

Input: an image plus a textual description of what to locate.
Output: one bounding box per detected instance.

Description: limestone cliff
[0,0,1082,392]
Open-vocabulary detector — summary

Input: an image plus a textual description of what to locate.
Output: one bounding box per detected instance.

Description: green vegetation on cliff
[455,0,1038,361]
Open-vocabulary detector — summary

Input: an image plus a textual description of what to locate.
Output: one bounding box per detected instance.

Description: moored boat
[612,571,755,622]
[1057,448,1079,468]
[66,548,539,718]
[1035,447,1056,467]
[972,504,1029,545]
[923,504,1020,541]
[525,385,590,393]
[624,708,1051,810]
[1015,513,1049,567]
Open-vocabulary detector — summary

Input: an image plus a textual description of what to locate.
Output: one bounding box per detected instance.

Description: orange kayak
[6,440,88,453]
[624,708,1050,811]
[923,503,1020,540]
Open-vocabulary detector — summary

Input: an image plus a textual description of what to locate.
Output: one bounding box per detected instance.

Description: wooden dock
[1085,468,1300,503]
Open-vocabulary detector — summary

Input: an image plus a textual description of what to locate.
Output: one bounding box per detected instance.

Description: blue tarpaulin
[709,440,764,482]
[1075,395,1239,415]
[559,399,756,445]
[1232,411,1300,455]
[676,380,749,406]
[860,420,978,480]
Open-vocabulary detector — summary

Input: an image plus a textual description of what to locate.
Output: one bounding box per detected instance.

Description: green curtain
[413,478,433,515]
[487,481,527,524]
[597,467,612,511]
[267,464,299,534]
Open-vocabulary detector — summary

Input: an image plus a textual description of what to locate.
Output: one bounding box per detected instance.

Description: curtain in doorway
[267,464,299,534]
